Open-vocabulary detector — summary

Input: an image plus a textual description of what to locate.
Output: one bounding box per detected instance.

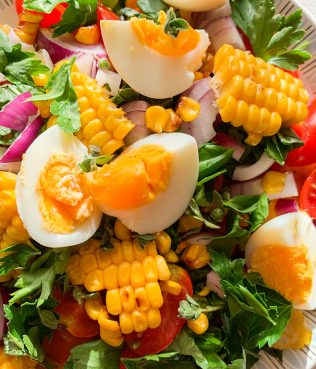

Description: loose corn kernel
[143,256,159,282]
[155,231,171,255]
[197,286,211,297]
[181,244,211,269]
[145,282,164,308]
[106,288,122,315]
[176,96,200,122]
[131,261,146,288]
[114,220,132,241]
[214,44,309,144]
[134,287,150,311]
[147,308,161,329]
[187,313,209,335]
[103,265,119,290]
[32,73,49,87]
[84,269,105,292]
[155,255,171,281]
[74,24,100,45]
[100,327,124,347]
[120,286,136,312]
[132,310,148,333]
[164,250,179,263]
[119,312,134,334]
[118,261,131,287]
[47,115,57,128]
[160,280,182,295]
[85,295,104,320]
[163,109,182,133]
[99,314,121,333]
[145,106,170,133]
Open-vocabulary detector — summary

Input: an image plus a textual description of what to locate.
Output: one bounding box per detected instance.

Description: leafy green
[135,233,156,248]
[112,85,140,105]
[178,294,222,320]
[121,353,179,369]
[186,198,220,229]
[211,252,292,364]
[37,309,59,329]
[31,59,80,134]
[230,0,311,70]
[163,8,189,38]
[52,0,98,37]
[23,0,68,13]
[78,153,113,172]
[100,0,119,9]
[264,127,304,165]
[0,243,40,276]
[64,339,122,369]
[136,0,168,17]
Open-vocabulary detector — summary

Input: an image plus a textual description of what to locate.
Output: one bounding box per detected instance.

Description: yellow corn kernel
[80,108,98,127]
[106,288,122,315]
[133,239,148,261]
[84,269,105,292]
[96,249,112,269]
[67,266,85,286]
[110,241,124,265]
[197,286,211,297]
[122,240,135,262]
[145,282,164,308]
[134,287,150,311]
[32,73,49,87]
[99,314,121,332]
[132,310,148,333]
[181,244,211,269]
[143,256,159,282]
[46,115,57,128]
[103,265,119,290]
[176,97,200,122]
[155,255,171,281]
[146,240,158,257]
[145,106,170,133]
[14,11,43,45]
[119,311,134,334]
[80,254,98,274]
[118,261,131,287]
[79,239,100,255]
[100,327,124,347]
[187,313,209,335]
[114,220,132,241]
[102,138,124,155]
[0,172,16,190]
[74,24,100,45]
[120,286,136,312]
[160,280,182,295]
[177,214,203,233]
[85,295,104,320]
[164,250,179,263]
[83,119,104,140]
[147,308,161,329]
[155,231,171,255]
[130,261,146,288]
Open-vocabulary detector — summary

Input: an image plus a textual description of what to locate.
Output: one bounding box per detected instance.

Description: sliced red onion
[182,77,212,102]
[205,16,245,51]
[183,231,217,246]
[8,29,35,52]
[122,101,151,146]
[0,115,43,163]
[233,153,275,181]
[0,92,38,132]
[0,289,4,340]
[206,271,225,299]
[36,29,106,65]
[214,132,245,161]
[96,69,122,96]
[275,198,298,216]
[91,59,98,79]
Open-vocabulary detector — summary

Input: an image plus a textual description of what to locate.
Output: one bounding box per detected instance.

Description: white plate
[1,0,316,368]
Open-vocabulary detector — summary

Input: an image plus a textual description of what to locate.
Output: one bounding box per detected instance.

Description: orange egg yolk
[131,11,200,57]
[38,153,93,234]
[90,144,172,211]
[250,244,313,305]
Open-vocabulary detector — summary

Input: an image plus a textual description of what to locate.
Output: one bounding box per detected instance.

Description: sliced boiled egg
[100,13,210,99]
[89,132,199,234]
[16,125,102,248]
[245,212,316,310]
[163,0,228,12]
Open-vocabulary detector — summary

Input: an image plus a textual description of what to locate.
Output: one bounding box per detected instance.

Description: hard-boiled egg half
[100,12,210,99]
[89,132,198,234]
[16,125,102,248]
[163,0,228,12]
[245,212,316,310]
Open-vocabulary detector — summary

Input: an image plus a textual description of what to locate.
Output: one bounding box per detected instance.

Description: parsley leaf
[163,8,189,38]
[178,294,222,320]
[121,353,179,369]
[135,233,156,248]
[136,0,168,18]
[23,0,69,13]
[52,0,98,37]
[230,0,311,70]
[31,60,81,134]
[78,153,113,172]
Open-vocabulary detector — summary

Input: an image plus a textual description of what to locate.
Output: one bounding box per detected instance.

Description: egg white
[100,20,210,99]
[245,212,316,310]
[15,125,102,248]
[97,133,199,234]
[163,0,228,11]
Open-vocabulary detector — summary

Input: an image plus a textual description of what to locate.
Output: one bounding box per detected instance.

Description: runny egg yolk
[130,11,200,57]
[250,244,313,305]
[91,144,172,211]
[38,153,93,234]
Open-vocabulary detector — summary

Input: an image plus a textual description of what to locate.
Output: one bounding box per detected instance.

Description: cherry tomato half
[299,167,316,218]
[97,5,119,22]
[286,98,316,167]
[15,0,67,28]
[124,265,193,357]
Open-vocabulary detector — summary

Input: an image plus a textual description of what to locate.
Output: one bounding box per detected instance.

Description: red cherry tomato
[97,5,119,22]
[124,265,193,357]
[53,289,99,338]
[299,167,316,218]
[15,0,67,28]
[43,327,89,366]
[285,98,316,167]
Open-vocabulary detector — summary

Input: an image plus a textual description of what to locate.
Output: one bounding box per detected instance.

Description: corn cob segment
[213,44,309,145]
[67,236,180,346]
[71,72,135,154]
[14,11,43,45]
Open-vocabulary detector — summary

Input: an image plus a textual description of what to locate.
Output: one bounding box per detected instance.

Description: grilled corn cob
[66,235,181,346]
[0,346,38,369]
[14,11,43,45]
[213,44,309,145]
[71,71,135,154]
